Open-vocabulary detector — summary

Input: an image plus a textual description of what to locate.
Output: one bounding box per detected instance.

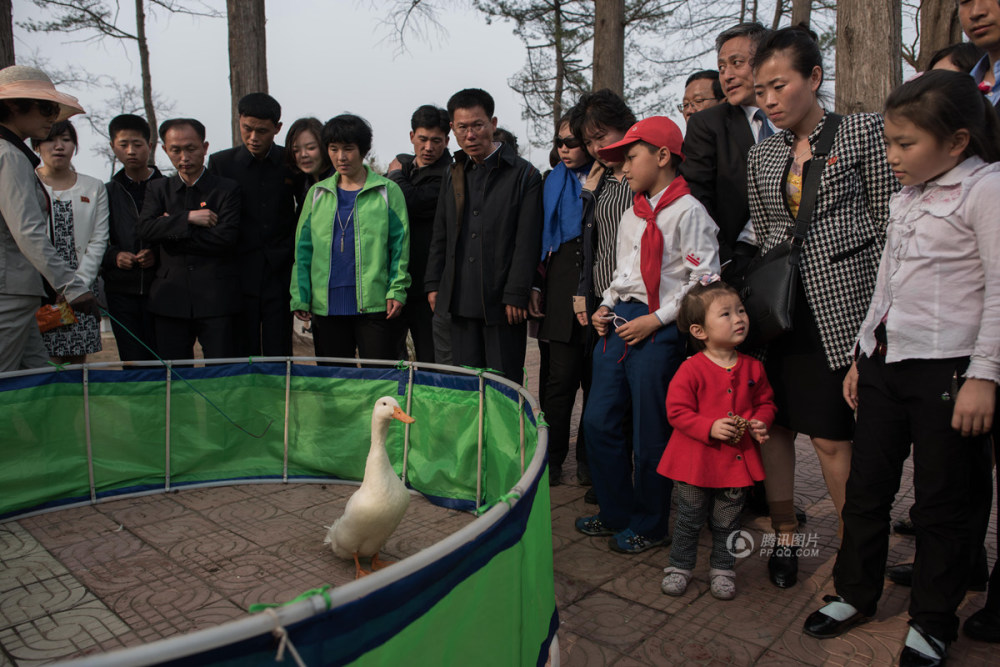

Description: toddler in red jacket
[657,277,776,599]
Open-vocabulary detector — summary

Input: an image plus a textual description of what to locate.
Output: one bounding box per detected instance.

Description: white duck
[324,396,414,578]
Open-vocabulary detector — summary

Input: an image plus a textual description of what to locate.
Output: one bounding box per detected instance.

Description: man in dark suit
[681,22,772,283]
[137,118,241,360]
[425,88,543,382]
[386,104,452,363]
[208,93,297,356]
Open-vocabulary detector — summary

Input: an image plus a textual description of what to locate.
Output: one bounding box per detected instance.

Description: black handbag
[741,113,842,348]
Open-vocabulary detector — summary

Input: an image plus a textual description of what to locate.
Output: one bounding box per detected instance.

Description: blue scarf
[541,161,591,261]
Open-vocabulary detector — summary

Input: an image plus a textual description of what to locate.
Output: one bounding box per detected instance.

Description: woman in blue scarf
[529,114,594,486]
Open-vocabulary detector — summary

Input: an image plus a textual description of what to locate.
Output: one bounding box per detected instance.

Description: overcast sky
[11,0,705,180]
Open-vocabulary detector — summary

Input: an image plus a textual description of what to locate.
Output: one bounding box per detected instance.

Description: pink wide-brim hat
[0,66,84,122]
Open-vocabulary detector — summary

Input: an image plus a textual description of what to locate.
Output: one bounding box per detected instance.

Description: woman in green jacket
[290,114,410,362]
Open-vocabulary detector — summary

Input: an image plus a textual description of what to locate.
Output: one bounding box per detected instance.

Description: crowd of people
[3,2,1000,665]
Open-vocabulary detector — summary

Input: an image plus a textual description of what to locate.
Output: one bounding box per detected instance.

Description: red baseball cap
[597,116,685,163]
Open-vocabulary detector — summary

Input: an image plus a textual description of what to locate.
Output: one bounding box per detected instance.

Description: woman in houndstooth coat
[745,27,899,588]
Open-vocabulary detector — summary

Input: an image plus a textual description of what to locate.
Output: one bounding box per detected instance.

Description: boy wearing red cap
[574,116,720,553]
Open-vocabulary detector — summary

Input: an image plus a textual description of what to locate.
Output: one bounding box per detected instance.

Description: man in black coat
[137,118,241,360]
[681,22,772,283]
[387,104,452,363]
[102,114,164,361]
[425,88,543,382]
[208,93,297,357]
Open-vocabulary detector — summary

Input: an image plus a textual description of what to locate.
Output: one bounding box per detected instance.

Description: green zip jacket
[290,167,411,315]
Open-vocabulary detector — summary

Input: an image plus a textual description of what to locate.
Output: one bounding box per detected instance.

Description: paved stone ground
[0,330,996,665]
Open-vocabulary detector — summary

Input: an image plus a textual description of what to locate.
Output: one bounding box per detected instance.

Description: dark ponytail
[885,70,1000,164]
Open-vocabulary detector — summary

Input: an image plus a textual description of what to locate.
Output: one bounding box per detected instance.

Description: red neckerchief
[631,175,691,313]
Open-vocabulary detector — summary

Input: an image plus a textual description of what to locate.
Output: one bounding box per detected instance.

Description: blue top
[971,55,1000,106]
[327,187,360,316]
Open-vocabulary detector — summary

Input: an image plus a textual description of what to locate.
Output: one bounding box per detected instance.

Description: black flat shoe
[768,547,798,588]
[584,487,598,505]
[900,623,948,666]
[887,562,988,592]
[893,517,916,536]
[964,607,1000,643]
[576,465,592,486]
[549,467,563,487]
[802,595,868,639]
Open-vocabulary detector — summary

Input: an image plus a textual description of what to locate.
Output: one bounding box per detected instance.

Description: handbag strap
[788,113,843,266]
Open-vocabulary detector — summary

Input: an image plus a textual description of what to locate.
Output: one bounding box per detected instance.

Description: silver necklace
[335,206,355,252]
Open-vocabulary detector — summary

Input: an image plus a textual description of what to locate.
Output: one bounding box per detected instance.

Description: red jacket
[657,352,777,488]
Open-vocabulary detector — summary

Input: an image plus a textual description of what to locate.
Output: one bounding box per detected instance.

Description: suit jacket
[137,171,242,319]
[0,127,87,301]
[425,143,543,325]
[747,112,899,370]
[207,145,297,297]
[681,102,755,263]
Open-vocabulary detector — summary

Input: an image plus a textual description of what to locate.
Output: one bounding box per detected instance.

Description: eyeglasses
[35,100,60,118]
[554,136,581,149]
[453,121,488,137]
[676,98,721,113]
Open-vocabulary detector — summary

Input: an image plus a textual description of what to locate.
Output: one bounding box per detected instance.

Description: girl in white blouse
[803,70,1000,666]
[32,120,109,363]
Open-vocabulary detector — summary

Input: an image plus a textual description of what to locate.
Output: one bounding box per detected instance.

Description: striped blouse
[592,170,634,298]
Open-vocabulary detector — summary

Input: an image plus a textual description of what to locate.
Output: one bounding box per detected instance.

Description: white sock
[905,627,945,658]
[820,600,859,622]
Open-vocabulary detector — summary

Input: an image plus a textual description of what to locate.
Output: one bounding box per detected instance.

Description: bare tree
[1,0,13,68]
[900,0,963,71]
[20,0,219,157]
[592,0,624,94]
[225,0,268,146]
[791,0,811,27]
[835,0,902,113]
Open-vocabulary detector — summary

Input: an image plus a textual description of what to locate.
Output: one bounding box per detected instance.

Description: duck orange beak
[392,406,415,424]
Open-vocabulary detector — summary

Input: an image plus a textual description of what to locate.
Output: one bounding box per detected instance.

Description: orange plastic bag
[35,301,78,333]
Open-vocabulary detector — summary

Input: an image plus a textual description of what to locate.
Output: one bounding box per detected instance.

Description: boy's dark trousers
[582,301,684,540]
[834,352,992,642]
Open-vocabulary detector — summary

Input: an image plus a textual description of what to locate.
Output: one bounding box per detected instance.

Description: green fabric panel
[88,378,168,492]
[166,374,290,484]
[483,386,537,503]
[285,376,406,480]
[400,382,480,501]
[348,473,556,666]
[0,381,91,515]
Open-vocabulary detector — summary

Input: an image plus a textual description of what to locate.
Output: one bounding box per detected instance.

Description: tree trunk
[740,0,747,24]
[771,0,784,30]
[791,0,811,28]
[553,0,563,130]
[134,0,157,159]
[225,0,268,146]
[916,0,962,71]
[0,0,13,69]
[835,0,902,114]
[592,0,624,95]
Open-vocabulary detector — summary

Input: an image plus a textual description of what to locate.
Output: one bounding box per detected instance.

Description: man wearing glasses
[678,70,726,124]
[425,88,542,382]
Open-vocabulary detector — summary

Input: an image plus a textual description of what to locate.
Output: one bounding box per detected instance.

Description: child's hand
[842,361,859,410]
[952,377,995,437]
[710,418,738,441]
[592,306,612,336]
[749,419,769,444]
[616,313,661,345]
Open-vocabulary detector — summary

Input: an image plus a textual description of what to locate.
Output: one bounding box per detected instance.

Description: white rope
[263,609,308,667]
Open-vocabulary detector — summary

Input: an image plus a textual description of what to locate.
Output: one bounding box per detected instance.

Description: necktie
[631,175,692,314]
[755,109,774,143]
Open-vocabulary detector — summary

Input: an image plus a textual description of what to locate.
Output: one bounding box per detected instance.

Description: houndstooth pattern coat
[747,112,899,370]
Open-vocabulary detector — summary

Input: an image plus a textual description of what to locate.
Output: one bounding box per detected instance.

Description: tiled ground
[0,332,997,665]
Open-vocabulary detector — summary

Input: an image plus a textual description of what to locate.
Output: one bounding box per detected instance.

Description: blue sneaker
[575,514,617,537]
[608,528,669,554]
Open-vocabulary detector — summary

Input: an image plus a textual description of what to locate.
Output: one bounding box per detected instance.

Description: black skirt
[764,277,855,441]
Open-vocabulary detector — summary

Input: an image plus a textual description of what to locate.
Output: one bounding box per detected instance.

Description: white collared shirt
[601,187,720,325]
[856,157,1000,383]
